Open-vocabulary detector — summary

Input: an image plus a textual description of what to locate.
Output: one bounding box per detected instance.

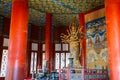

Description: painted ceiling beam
[0,2,11,9]
[50,0,79,13]
[29,7,46,13]
[0,2,11,17]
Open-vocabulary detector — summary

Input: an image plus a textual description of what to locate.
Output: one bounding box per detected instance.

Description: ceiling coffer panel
[0,0,104,26]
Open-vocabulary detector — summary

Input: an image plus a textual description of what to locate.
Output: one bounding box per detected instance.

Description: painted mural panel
[86,17,108,69]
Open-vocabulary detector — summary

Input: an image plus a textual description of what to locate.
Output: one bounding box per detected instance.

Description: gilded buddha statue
[60,17,84,67]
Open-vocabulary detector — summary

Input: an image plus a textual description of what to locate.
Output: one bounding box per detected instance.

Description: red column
[45,13,52,70]
[5,0,29,80]
[105,0,120,80]
[79,13,86,68]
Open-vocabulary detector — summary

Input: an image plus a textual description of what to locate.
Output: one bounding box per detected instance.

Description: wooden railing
[24,68,109,80]
[84,68,109,80]
[57,68,109,80]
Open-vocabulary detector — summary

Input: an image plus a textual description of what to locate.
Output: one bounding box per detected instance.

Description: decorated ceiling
[0,0,104,27]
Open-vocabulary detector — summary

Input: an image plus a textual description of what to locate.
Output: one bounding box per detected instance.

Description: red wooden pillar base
[5,0,29,80]
[105,0,120,80]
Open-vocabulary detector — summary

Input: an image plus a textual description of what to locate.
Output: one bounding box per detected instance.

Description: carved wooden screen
[0,38,9,77]
[55,43,70,69]
[30,43,38,74]
[0,50,8,77]
[66,53,70,67]
[55,53,60,69]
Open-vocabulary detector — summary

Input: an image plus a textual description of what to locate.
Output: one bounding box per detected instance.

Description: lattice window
[0,50,8,77]
[31,43,38,51]
[61,53,65,68]
[42,44,45,51]
[34,52,37,71]
[3,38,9,47]
[55,53,60,69]
[55,43,70,69]
[55,44,61,51]
[30,52,37,74]
[42,43,45,69]
[30,52,34,74]
[62,44,69,51]
[66,53,70,67]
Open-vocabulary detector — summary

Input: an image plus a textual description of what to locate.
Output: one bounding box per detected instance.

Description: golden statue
[60,17,84,67]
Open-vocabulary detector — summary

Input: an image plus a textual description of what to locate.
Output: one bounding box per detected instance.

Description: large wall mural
[86,17,108,69]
